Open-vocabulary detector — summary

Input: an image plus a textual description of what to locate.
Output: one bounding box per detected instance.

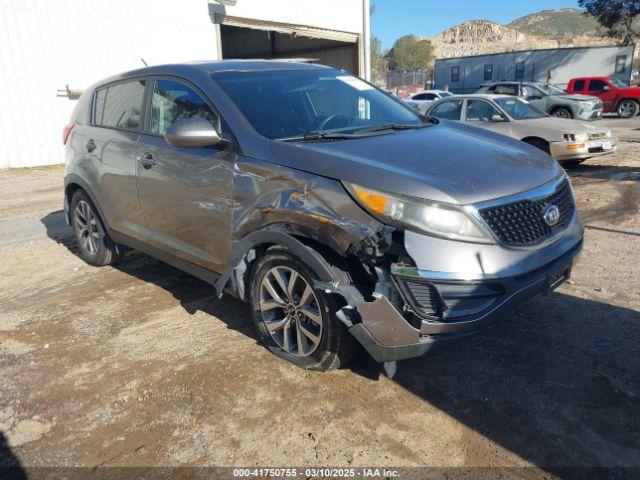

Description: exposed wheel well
[550,106,572,116]
[616,98,639,108]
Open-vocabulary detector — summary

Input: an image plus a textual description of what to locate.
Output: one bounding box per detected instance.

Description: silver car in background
[404,90,454,114]
[427,94,617,163]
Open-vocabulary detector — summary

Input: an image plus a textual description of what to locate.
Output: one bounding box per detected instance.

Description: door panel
[135,136,235,273]
[136,77,235,273]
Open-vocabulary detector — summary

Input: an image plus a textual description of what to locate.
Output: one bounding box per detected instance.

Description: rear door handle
[139,152,156,169]
[85,139,96,153]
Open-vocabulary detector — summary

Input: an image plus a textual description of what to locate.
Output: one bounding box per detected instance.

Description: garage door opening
[220,25,359,75]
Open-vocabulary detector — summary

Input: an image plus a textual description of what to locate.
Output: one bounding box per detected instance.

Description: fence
[385,70,432,89]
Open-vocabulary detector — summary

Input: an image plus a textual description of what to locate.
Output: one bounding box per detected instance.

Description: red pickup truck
[566,77,640,118]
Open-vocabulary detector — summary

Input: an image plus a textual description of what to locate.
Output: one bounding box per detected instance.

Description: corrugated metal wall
[0,0,217,168]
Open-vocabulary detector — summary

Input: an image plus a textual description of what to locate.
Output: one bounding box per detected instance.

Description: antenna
[141,58,149,67]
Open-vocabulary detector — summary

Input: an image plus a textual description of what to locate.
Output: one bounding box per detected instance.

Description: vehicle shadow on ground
[564,162,640,182]
[41,211,640,474]
[0,432,27,479]
[390,292,640,475]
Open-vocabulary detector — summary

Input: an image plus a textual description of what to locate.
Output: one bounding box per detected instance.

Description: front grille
[479,179,575,247]
[588,146,604,153]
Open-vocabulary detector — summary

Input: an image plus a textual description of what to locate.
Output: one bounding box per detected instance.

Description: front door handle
[85,139,96,153]
[140,152,156,169]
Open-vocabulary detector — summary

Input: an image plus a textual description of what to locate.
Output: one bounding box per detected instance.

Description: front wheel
[249,248,355,371]
[550,107,572,119]
[617,99,639,118]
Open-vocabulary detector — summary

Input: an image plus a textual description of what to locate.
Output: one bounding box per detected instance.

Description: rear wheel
[249,248,355,371]
[70,191,121,266]
[550,107,572,119]
[617,99,639,118]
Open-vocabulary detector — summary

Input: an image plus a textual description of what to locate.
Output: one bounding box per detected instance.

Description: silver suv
[63,61,583,373]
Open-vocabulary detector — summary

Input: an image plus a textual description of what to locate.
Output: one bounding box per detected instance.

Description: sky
[371,0,581,50]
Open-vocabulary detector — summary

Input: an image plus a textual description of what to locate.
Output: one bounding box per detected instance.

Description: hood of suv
[269,120,562,205]
[554,93,601,103]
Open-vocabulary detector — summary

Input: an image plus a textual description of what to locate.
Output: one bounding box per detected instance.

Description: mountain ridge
[429,8,613,60]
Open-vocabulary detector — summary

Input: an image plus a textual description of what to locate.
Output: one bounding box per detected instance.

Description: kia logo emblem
[543,204,560,226]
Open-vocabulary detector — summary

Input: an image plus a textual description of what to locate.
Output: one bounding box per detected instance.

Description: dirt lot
[0,143,639,478]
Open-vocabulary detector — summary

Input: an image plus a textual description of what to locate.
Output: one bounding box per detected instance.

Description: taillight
[62,123,75,145]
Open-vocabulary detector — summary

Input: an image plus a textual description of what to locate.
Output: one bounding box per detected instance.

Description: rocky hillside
[430,8,609,59]
[431,20,557,58]
[507,8,603,44]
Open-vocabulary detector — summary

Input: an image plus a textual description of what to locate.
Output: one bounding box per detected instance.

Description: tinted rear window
[94,79,146,130]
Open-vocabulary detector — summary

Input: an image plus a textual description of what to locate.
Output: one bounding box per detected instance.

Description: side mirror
[164,117,223,148]
[603,85,611,91]
[491,114,507,122]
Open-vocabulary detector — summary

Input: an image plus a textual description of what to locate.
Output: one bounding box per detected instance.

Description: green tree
[386,35,434,71]
[579,0,640,45]
[370,36,388,83]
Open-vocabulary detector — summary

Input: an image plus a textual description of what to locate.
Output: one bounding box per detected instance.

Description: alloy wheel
[619,101,636,117]
[74,200,100,255]
[552,109,570,119]
[259,266,323,357]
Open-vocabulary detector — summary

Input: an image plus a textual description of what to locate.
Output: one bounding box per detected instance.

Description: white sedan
[403,90,453,114]
[426,94,617,163]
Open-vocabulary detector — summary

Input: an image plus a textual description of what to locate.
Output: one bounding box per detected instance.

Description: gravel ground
[0,144,638,478]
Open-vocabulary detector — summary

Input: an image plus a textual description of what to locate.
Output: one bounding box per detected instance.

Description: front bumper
[549,136,618,161]
[348,239,582,363]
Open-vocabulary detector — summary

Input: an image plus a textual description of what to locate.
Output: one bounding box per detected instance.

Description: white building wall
[0,0,368,169]
[0,0,218,168]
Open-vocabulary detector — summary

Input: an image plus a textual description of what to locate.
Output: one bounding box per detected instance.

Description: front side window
[484,64,493,81]
[588,79,609,92]
[150,79,220,135]
[521,85,544,97]
[451,66,460,82]
[213,70,422,140]
[515,62,525,80]
[465,99,501,122]
[615,55,627,74]
[94,79,146,130]
[429,100,463,120]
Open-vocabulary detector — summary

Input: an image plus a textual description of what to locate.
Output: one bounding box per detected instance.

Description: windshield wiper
[280,130,390,142]
[353,118,438,134]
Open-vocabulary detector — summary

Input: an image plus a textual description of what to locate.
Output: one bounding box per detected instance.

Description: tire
[523,138,550,155]
[550,107,572,119]
[616,99,639,118]
[70,190,121,266]
[249,247,356,371]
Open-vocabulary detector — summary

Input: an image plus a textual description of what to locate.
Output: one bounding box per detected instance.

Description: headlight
[344,183,491,243]
[564,133,589,142]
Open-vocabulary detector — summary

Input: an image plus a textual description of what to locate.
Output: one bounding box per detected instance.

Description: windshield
[495,97,545,119]
[538,84,566,95]
[610,77,628,88]
[212,69,423,140]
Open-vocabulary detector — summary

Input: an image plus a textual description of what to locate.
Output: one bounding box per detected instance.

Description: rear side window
[150,79,220,135]
[572,80,585,91]
[429,100,463,120]
[495,84,518,96]
[93,80,146,130]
